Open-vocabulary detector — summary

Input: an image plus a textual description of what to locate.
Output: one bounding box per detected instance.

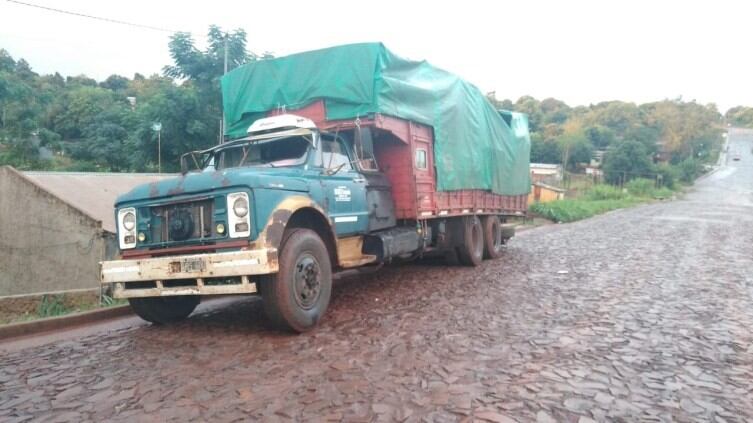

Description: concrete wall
[0,167,107,297]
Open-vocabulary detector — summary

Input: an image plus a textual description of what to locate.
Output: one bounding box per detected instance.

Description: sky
[1,0,752,112]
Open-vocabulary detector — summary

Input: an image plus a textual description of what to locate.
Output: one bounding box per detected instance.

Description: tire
[259,228,332,333]
[129,295,199,325]
[482,215,504,259]
[456,216,484,266]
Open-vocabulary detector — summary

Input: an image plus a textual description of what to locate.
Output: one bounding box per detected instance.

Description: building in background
[528,181,566,205]
[530,163,563,184]
[0,166,170,310]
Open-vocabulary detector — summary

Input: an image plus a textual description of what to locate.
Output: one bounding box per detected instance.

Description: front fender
[251,195,332,250]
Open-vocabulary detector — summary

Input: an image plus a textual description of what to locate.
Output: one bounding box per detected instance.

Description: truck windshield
[213,135,311,170]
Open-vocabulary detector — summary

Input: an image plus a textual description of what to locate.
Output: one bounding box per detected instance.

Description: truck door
[353,127,396,232]
[317,136,368,236]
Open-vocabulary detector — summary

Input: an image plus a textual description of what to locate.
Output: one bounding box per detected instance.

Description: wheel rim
[293,252,322,310]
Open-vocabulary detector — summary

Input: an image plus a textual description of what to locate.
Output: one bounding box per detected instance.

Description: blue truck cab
[102,114,403,331]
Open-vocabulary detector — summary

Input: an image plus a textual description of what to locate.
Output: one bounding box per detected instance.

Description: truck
[100,43,531,332]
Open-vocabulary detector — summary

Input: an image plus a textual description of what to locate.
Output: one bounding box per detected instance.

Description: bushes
[531,180,677,223]
[583,184,626,200]
[625,178,654,197]
[651,186,674,199]
[625,178,676,199]
[677,158,703,183]
[654,163,678,189]
[530,198,640,223]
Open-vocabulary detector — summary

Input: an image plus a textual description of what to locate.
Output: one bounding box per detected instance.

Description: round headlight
[123,211,136,231]
[233,197,249,218]
[216,223,226,234]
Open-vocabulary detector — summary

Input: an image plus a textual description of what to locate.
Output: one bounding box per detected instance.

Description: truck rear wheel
[128,296,199,325]
[456,216,484,266]
[482,215,504,259]
[259,228,332,333]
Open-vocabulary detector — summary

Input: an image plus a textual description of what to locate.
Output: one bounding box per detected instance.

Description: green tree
[530,133,561,164]
[540,97,571,125]
[163,25,256,144]
[163,25,253,90]
[602,140,654,184]
[100,74,130,91]
[584,125,616,149]
[514,96,543,132]
[49,86,120,140]
[725,106,753,128]
[128,76,211,171]
[71,106,133,171]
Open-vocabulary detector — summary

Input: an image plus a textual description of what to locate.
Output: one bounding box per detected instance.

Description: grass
[530,198,643,222]
[530,179,677,223]
[36,294,70,318]
[0,294,127,325]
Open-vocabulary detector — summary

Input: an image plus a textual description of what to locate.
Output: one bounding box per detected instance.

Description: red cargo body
[269,101,528,220]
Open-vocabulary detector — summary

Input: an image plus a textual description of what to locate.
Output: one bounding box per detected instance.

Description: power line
[5,0,185,34]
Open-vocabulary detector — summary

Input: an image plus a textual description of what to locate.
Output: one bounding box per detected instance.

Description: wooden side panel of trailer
[268,101,528,220]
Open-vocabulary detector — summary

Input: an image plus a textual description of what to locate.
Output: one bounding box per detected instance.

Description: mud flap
[501,223,516,242]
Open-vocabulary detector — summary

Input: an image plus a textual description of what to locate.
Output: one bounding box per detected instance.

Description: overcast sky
[1,0,751,112]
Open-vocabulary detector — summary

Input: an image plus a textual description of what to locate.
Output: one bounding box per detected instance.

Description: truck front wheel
[456,215,484,266]
[128,296,199,325]
[259,228,332,333]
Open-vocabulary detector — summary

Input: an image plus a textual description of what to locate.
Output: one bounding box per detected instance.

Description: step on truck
[100,43,531,332]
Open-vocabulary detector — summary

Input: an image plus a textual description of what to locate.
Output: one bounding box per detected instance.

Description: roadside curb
[694,165,722,183]
[0,305,133,341]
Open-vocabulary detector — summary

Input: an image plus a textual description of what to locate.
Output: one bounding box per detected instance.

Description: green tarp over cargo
[221,42,531,196]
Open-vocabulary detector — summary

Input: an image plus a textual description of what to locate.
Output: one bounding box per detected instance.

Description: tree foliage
[725,106,753,128]
[0,26,265,172]
[0,37,731,178]
[602,140,654,184]
[488,91,724,185]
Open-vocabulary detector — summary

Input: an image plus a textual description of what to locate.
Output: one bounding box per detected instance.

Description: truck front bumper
[100,248,278,299]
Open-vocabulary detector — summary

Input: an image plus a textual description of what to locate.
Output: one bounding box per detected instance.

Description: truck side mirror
[355,127,378,170]
[180,155,189,175]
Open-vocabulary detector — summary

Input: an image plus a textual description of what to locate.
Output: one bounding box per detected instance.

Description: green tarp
[221,42,530,195]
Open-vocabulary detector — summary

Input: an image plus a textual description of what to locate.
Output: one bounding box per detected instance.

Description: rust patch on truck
[266,248,279,269]
[148,182,160,198]
[210,171,232,187]
[266,208,293,248]
[166,185,185,196]
[253,196,333,251]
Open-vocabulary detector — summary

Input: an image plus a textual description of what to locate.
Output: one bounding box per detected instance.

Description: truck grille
[151,199,213,243]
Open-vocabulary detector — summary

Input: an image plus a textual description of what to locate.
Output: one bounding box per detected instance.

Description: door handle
[353,177,366,183]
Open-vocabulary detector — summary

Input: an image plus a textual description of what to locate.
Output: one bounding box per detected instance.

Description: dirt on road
[1,132,752,422]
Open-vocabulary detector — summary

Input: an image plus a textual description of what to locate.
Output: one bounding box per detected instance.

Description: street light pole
[158,129,161,173]
[152,122,162,173]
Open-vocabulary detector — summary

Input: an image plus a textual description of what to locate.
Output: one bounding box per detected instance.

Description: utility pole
[220,32,229,145]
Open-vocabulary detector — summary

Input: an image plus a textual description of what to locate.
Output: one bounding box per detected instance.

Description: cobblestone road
[1,131,752,422]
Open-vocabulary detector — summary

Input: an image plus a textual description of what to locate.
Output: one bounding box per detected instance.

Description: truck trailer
[100,43,531,332]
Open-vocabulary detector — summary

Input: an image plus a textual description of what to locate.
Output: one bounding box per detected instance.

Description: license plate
[178,257,206,273]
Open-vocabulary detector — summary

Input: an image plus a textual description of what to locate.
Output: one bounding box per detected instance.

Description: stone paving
[1,137,753,422]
